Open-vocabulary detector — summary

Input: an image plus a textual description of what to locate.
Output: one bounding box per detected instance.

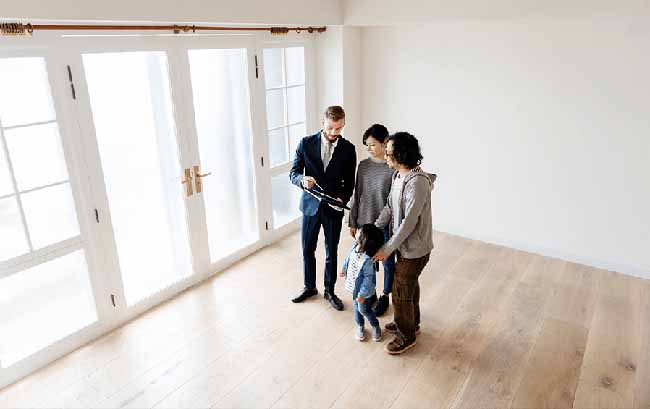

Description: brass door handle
[193,165,211,193]
[181,168,193,197]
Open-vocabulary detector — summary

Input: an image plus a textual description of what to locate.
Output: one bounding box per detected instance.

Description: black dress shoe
[324,291,344,311]
[374,294,390,317]
[292,287,318,303]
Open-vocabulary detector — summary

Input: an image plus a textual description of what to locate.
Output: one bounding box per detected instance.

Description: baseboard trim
[435,225,650,281]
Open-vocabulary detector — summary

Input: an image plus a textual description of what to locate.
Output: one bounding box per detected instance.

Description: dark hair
[362,124,389,145]
[357,224,385,258]
[323,105,345,121]
[387,132,423,169]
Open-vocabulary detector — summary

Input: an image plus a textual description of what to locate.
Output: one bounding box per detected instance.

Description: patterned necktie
[323,141,334,170]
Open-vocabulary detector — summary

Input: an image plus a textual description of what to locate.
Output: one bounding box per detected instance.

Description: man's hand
[349,227,357,238]
[328,197,344,212]
[372,249,388,262]
[356,297,365,304]
[302,176,316,189]
[339,270,346,277]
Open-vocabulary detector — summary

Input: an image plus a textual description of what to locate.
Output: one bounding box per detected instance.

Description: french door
[66,35,271,310]
[176,37,266,275]
[0,33,313,389]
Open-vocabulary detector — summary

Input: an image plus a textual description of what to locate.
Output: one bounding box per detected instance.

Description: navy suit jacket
[289,131,357,217]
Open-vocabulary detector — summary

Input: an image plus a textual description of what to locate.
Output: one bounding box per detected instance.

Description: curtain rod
[0,22,327,36]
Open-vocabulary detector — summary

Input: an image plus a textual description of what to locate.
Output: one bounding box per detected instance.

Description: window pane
[285,47,305,86]
[188,48,259,262]
[21,183,80,250]
[272,172,301,228]
[288,123,306,156]
[83,51,192,305]
[0,140,14,197]
[0,196,29,262]
[265,89,285,129]
[4,123,69,192]
[287,85,306,124]
[263,48,284,89]
[269,127,289,167]
[0,57,56,128]
[0,250,97,367]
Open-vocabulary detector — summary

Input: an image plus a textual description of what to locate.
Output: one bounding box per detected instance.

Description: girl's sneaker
[355,325,366,341]
[371,325,382,342]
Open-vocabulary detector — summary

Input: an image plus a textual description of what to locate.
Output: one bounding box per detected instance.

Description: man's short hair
[324,106,345,121]
[388,132,423,169]
[363,124,389,145]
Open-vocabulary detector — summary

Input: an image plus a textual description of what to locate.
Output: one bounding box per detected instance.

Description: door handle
[193,165,212,194]
[181,168,193,197]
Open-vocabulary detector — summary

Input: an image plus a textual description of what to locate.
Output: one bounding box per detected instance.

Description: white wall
[360,16,650,278]
[4,0,342,25]
[342,27,362,147]
[315,26,363,147]
[316,27,344,116]
[344,0,649,25]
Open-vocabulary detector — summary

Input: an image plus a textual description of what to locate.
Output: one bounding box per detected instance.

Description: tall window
[263,46,307,228]
[0,57,96,367]
[263,47,306,167]
[0,58,80,262]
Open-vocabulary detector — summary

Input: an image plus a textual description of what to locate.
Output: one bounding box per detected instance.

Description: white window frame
[0,30,318,390]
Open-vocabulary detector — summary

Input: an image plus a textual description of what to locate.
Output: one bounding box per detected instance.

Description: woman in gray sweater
[347,124,395,316]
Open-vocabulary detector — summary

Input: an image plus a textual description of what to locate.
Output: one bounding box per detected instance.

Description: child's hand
[356,297,365,304]
[339,270,346,277]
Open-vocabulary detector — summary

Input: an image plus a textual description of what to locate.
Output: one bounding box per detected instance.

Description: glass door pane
[82,51,192,306]
[271,172,301,228]
[187,48,258,263]
[0,56,97,367]
[0,251,96,367]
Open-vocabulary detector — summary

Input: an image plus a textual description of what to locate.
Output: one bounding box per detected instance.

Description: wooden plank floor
[1,231,648,409]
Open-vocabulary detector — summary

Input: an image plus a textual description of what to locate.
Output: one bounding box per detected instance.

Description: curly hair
[387,132,423,169]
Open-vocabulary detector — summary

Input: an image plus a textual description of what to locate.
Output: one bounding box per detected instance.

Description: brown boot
[385,321,398,333]
[385,335,417,355]
[384,321,420,335]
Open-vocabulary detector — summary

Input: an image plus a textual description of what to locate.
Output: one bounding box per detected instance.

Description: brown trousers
[392,252,431,342]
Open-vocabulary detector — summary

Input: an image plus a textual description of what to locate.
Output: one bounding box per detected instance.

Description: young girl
[348,124,396,317]
[339,224,385,342]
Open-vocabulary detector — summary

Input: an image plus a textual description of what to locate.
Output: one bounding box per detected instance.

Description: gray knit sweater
[348,158,394,228]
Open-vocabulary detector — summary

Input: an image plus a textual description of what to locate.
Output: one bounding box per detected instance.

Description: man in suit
[289,106,357,310]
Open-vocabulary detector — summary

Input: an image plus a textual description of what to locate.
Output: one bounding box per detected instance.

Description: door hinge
[254,54,259,79]
[66,65,76,100]
[110,294,116,307]
[265,221,269,231]
[260,156,264,167]
[94,208,100,223]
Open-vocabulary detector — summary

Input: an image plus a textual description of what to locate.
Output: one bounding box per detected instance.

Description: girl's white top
[344,245,368,293]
